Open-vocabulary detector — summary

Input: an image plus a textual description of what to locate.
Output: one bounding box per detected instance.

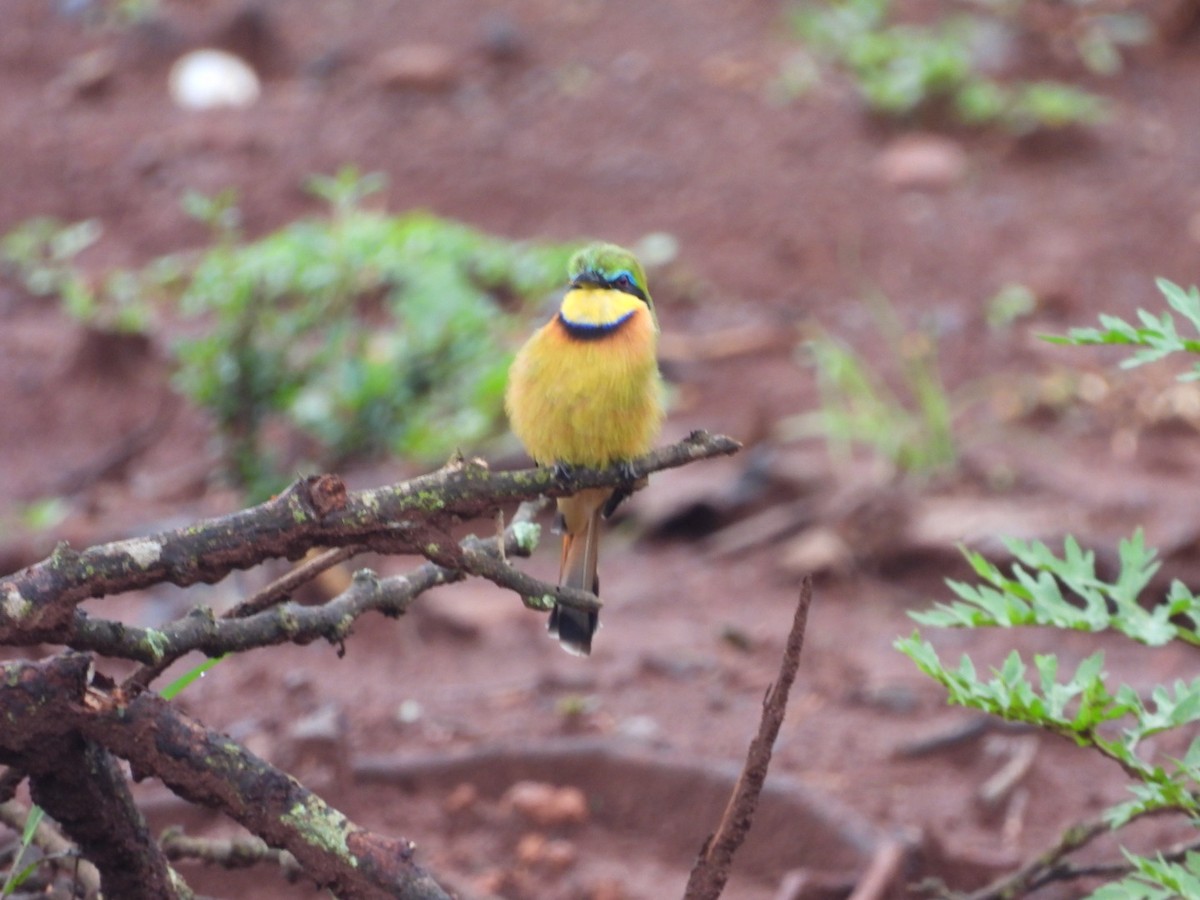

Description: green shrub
[172,170,575,494]
[789,0,1110,132]
[900,278,1200,898]
[2,168,577,498]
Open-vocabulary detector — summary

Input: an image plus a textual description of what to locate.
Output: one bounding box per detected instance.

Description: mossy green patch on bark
[1,586,32,623]
[138,628,169,664]
[526,593,555,612]
[511,521,541,553]
[412,491,446,512]
[280,795,356,864]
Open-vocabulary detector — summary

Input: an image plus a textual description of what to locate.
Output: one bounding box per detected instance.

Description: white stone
[169,49,261,110]
[875,134,968,191]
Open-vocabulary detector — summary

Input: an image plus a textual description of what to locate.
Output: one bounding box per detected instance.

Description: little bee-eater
[505,243,664,655]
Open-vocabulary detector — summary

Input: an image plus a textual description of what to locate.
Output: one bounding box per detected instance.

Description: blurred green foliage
[0,804,46,897]
[899,279,1200,900]
[174,169,575,495]
[0,217,159,332]
[789,0,1112,131]
[786,290,956,476]
[2,168,576,498]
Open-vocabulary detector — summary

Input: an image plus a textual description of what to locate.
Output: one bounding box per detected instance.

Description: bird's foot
[552,461,575,484]
[602,460,647,519]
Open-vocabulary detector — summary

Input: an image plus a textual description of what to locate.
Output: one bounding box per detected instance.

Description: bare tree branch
[0,432,741,898]
[30,741,187,900]
[113,499,575,690]
[0,655,181,898]
[1,431,740,647]
[160,827,303,880]
[0,654,451,899]
[683,576,814,900]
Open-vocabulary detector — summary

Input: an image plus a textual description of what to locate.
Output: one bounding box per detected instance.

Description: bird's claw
[552,461,575,484]
[601,460,645,519]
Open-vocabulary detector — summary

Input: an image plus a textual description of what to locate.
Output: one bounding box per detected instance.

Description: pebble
[372,44,458,92]
[288,703,345,745]
[615,715,661,742]
[168,48,261,110]
[443,782,479,814]
[503,781,589,827]
[395,699,423,725]
[515,833,578,870]
[875,134,968,190]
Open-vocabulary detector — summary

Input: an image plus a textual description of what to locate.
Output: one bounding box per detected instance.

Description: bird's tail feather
[551,493,604,655]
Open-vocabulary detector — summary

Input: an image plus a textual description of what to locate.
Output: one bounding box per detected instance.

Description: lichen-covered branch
[0,654,451,900]
[29,739,185,900]
[105,500,584,686]
[0,431,740,898]
[0,655,181,898]
[0,431,740,645]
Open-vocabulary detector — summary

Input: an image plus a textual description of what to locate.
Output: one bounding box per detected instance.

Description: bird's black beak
[569,270,605,289]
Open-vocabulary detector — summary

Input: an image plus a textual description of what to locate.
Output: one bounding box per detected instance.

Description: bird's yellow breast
[505,289,662,468]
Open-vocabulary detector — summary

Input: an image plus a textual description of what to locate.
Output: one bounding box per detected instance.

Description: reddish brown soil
[5,1,1200,897]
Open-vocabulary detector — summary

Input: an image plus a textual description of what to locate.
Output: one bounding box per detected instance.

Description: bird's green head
[568,242,653,312]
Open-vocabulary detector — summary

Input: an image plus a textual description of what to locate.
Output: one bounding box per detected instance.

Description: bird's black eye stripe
[607,271,647,302]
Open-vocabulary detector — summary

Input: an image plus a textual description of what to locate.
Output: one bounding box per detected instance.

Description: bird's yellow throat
[558,287,647,333]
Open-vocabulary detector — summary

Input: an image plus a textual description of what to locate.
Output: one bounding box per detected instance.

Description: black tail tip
[548,605,598,656]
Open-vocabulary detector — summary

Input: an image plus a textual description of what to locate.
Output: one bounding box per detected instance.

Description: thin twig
[849,839,908,900]
[953,806,1184,900]
[160,827,302,880]
[124,544,368,689]
[1023,827,1200,894]
[230,545,368,618]
[683,576,813,900]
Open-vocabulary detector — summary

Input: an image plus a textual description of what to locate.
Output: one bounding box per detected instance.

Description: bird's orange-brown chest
[505,289,662,468]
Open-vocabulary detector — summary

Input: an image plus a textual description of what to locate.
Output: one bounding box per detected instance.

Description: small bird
[505,242,664,655]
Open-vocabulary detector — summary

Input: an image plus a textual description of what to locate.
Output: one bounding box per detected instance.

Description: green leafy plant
[789,0,1110,132]
[1050,278,1200,372]
[0,217,159,333]
[899,278,1200,898]
[172,168,575,494]
[787,291,956,475]
[1,168,578,498]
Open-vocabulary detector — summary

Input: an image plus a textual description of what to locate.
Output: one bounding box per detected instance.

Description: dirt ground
[4,0,1200,897]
